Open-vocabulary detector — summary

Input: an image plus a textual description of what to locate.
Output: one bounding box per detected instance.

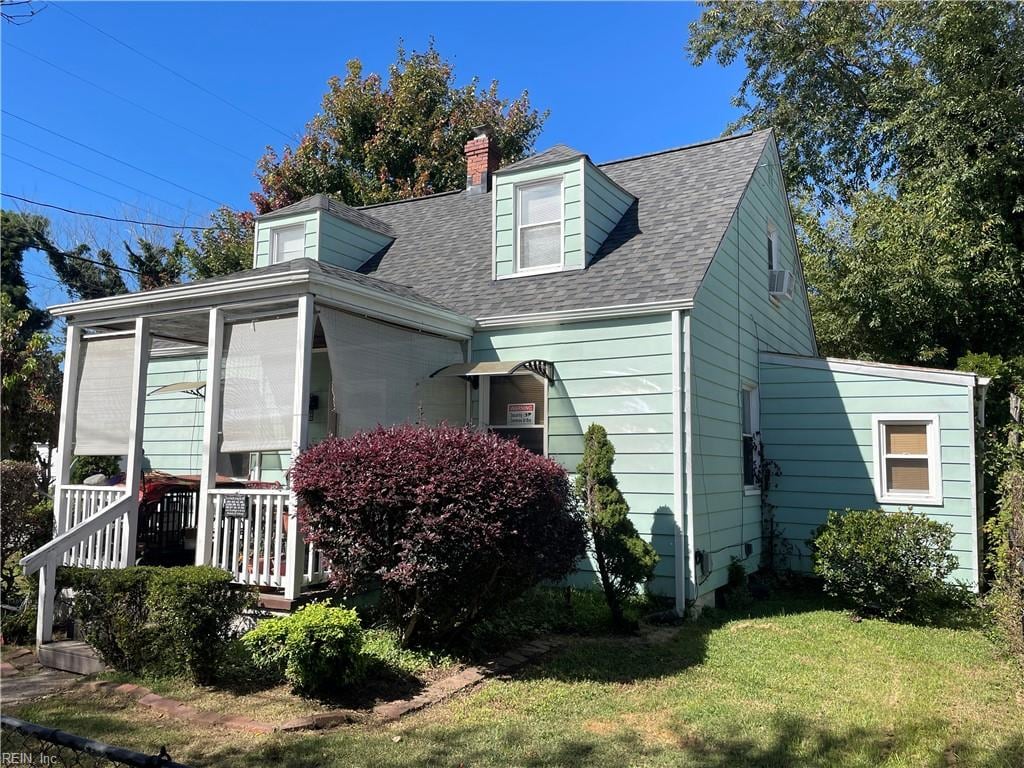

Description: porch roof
[48,258,476,341]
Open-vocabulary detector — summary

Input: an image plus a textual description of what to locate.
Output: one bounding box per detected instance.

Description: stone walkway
[1,648,81,705]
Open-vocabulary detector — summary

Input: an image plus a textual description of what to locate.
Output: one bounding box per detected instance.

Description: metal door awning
[148,380,206,398]
[430,359,554,382]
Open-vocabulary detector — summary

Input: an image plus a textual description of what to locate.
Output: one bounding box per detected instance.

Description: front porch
[20,260,478,646]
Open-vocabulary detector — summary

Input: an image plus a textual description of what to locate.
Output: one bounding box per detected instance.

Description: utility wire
[5,41,254,162]
[4,134,206,220]
[2,111,230,208]
[4,152,190,226]
[2,193,229,232]
[54,3,296,144]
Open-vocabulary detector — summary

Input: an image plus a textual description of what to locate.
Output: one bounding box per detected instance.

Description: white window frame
[742,384,760,495]
[767,223,779,271]
[514,178,564,275]
[271,224,306,264]
[478,371,549,457]
[872,414,943,506]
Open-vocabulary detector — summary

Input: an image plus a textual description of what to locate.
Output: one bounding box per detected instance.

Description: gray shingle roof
[257,193,395,238]
[498,143,586,174]
[357,130,772,319]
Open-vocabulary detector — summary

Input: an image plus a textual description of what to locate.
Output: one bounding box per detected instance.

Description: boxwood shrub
[811,508,962,620]
[66,565,253,683]
[291,424,587,645]
[241,604,364,696]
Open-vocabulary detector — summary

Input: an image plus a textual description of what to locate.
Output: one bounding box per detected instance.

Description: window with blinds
[271,224,305,264]
[874,416,942,504]
[516,179,562,271]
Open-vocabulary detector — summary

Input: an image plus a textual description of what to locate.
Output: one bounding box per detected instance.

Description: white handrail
[20,495,133,575]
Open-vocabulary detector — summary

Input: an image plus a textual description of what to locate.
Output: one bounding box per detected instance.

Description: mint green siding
[583,161,634,265]
[317,213,392,271]
[254,212,318,268]
[759,359,980,588]
[493,160,584,277]
[143,355,206,475]
[473,315,680,596]
[687,141,817,595]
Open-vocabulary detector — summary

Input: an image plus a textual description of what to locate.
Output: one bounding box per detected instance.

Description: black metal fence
[0,715,193,768]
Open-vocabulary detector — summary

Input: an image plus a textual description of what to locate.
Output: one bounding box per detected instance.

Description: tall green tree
[689,1,1024,366]
[182,207,255,279]
[576,424,658,630]
[1,210,52,337]
[252,41,547,212]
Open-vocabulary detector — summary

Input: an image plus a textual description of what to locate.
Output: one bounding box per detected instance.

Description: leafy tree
[0,460,51,597]
[1,210,52,336]
[252,41,547,212]
[1,294,61,462]
[575,424,658,630]
[689,2,1024,365]
[183,207,255,279]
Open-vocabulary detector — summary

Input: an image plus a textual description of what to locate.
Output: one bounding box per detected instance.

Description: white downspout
[682,312,697,606]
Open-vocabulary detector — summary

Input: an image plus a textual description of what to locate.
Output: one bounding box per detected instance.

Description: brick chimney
[465,125,499,195]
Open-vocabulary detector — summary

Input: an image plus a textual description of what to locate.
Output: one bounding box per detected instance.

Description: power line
[2,193,228,232]
[4,134,206,221]
[2,111,230,208]
[54,3,296,144]
[5,41,254,163]
[4,152,190,226]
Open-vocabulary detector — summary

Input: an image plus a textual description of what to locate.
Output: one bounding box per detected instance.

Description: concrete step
[37,640,104,675]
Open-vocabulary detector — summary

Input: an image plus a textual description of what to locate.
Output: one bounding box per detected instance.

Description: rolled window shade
[319,307,465,437]
[73,336,136,455]
[886,424,928,454]
[886,458,930,492]
[220,316,297,453]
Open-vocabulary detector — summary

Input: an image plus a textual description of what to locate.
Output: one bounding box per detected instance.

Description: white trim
[285,294,314,600]
[490,180,498,281]
[514,176,565,274]
[871,414,943,506]
[682,311,697,605]
[967,383,981,591]
[195,308,224,567]
[760,352,982,387]
[579,156,588,266]
[671,310,685,614]
[476,298,695,329]
[122,317,151,565]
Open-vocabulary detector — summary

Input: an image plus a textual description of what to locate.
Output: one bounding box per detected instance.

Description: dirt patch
[583,710,705,750]
[727,621,784,633]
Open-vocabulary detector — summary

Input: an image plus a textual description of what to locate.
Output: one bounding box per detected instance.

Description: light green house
[24,128,989,649]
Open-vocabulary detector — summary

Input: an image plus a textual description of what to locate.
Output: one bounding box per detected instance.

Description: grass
[10,594,1024,767]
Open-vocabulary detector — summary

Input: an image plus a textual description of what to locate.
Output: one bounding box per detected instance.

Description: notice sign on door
[507,402,536,426]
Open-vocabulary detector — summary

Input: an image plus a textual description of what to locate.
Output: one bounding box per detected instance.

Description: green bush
[67,566,253,682]
[241,604,365,697]
[811,508,962,620]
[986,467,1024,657]
[1,459,52,597]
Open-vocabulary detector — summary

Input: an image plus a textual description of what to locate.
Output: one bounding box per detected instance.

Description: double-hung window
[873,415,942,505]
[271,224,305,264]
[742,386,759,490]
[516,179,562,272]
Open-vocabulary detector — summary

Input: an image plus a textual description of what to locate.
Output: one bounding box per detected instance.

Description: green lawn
[10,597,1023,768]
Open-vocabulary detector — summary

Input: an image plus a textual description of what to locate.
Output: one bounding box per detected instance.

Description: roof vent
[465,125,499,195]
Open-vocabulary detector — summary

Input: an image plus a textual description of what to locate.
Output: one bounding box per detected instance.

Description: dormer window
[271,224,305,264]
[516,179,562,272]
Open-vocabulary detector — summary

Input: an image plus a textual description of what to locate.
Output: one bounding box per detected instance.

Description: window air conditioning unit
[768,269,795,299]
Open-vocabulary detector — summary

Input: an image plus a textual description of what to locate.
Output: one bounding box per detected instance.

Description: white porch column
[284,294,314,600]
[37,324,82,646]
[195,308,224,567]
[121,317,151,566]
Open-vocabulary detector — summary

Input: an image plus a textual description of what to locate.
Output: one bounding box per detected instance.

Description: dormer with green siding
[253,194,394,271]
[491,145,635,279]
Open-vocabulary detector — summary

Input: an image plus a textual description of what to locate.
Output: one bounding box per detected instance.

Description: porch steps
[256,586,336,614]
[37,640,104,676]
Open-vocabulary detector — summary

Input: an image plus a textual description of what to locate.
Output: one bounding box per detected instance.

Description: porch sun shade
[73,336,137,456]
[318,307,466,437]
[220,316,297,453]
[431,360,554,382]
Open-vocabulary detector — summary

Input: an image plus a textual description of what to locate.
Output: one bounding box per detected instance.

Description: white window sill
[495,264,583,281]
[876,493,944,507]
[743,486,760,497]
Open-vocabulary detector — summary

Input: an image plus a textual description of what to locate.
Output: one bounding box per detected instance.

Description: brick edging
[80,635,570,733]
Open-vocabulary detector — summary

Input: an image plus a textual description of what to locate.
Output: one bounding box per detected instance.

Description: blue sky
[1,1,744,309]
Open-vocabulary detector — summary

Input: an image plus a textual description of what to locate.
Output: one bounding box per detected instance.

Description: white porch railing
[55,485,131,569]
[207,489,327,589]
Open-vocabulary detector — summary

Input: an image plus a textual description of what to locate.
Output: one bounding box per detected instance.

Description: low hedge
[66,565,253,683]
[241,603,365,697]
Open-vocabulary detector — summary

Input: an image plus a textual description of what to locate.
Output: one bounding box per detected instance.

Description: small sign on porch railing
[222,495,250,519]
